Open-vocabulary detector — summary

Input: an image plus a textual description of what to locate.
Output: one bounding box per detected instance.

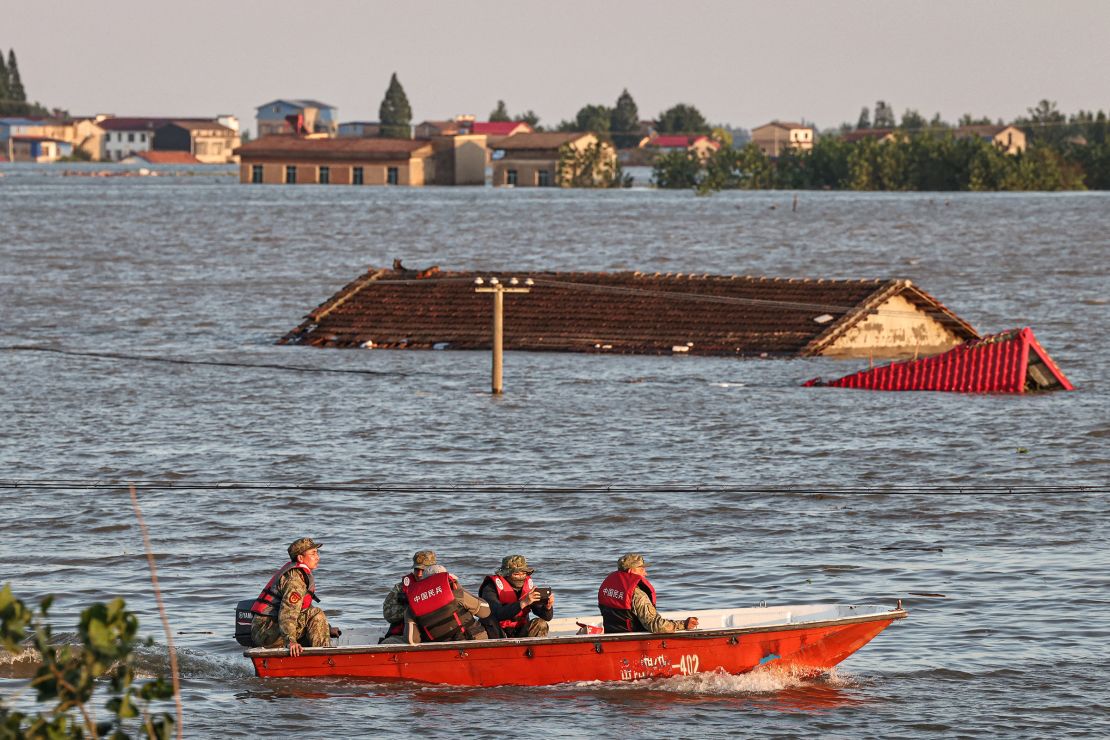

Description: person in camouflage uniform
[380,550,437,644]
[478,555,554,639]
[599,553,699,634]
[250,537,333,656]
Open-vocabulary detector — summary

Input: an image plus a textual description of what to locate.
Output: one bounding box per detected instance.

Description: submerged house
[280,266,978,359]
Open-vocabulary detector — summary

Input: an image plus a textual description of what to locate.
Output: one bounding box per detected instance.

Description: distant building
[751,121,815,157]
[954,124,1026,155]
[154,120,240,163]
[97,117,160,161]
[255,99,338,137]
[414,120,463,138]
[234,136,435,185]
[338,121,382,138]
[642,134,720,160]
[7,136,73,163]
[491,132,614,187]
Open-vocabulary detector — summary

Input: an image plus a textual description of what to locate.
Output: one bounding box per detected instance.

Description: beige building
[155,120,241,163]
[427,134,487,185]
[751,121,815,157]
[491,132,615,187]
[235,136,434,185]
[954,124,1026,155]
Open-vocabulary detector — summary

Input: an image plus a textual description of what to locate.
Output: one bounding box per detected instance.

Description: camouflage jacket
[630,588,686,633]
[382,580,407,625]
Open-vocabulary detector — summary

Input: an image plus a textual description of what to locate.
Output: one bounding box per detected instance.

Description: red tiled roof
[649,135,692,148]
[280,268,978,356]
[234,135,433,160]
[133,151,201,164]
[471,121,532,136]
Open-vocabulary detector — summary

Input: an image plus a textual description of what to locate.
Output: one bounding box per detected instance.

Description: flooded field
[1,166,1107,736]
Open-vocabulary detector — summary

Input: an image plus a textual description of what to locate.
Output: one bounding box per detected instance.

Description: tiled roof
[755,121,810,131]
[280,267,978,356]
[160,120,235,134]
[235,135,433,159]
[494,132,589,151]
[132,151,201,164]
[471,121,531,136]
[97,116,216,131]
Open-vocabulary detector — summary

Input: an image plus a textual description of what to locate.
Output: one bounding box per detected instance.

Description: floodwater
[1,164,1108,737]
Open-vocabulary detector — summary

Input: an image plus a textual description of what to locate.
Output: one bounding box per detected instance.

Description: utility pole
[474,276,532,394]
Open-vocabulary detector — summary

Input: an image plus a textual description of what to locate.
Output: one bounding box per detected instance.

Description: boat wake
[573,665,859,696]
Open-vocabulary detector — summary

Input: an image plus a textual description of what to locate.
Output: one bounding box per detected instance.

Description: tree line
[653,100,1110,192]
[0,47,56,117]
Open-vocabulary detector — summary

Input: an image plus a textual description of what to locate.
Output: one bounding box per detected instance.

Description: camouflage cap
[288,537,322,560]
[617,553,648,571]
[412,550,437,568]
[498,555,535,576]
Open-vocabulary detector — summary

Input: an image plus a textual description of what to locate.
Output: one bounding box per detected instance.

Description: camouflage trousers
[250,608,330,648]
[524,618,550,638]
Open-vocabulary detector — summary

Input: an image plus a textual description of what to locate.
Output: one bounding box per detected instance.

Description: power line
[0,346,411,377]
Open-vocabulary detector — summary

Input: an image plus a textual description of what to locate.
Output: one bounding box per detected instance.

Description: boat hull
[247,610,904,686]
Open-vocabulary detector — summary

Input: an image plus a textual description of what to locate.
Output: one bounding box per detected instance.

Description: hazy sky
[6,0,1108,134]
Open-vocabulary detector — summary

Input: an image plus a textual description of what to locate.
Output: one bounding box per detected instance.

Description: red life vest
[481,574,534,632]
[597,570,656,633]
[251,562,318,619]
[402,571,480,642]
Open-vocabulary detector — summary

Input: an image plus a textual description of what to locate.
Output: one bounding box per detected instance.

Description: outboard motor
[235,599,256,647]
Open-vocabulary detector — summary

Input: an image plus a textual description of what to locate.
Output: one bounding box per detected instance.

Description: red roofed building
[470,121,533,137]
[643,134,721,159]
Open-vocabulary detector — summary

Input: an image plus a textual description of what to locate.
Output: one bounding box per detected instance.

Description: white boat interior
[331,602,899,648]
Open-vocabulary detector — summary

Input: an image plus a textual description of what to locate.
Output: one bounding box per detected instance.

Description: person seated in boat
[402,564,491,644]
[478,555,555,639]
[250,537,339,656]
[597,553,699,634]
[380,549,437,644]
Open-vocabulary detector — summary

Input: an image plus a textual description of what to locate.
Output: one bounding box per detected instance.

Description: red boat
[244,602,907,686]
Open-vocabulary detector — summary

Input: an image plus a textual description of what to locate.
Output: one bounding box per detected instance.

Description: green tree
[1020,99,1067,147]
[856,106,871,129]
[656,103,709,134]
[610,88,640,148]
[900,109,926,130]
[0,585,177,738]
[0,51,10,103]
[489,100,510,122]
[517,110,540,129]
[7,49,25,102]
[709,126,733,149]
[378,72,412,138]
[958,113,993,126]
[556,141,628,188]
[651,149,701,189]
[574,104,611,134]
